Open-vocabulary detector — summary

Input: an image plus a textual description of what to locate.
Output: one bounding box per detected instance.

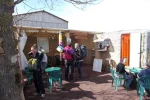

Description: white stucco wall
[145,32,150,65]
[95,29,149,67]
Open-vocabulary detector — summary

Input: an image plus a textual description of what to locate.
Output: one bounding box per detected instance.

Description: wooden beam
[75,36,88,40]
[74,32,88,36]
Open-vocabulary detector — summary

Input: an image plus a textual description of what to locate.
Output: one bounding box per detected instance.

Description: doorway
[121,34,130,66]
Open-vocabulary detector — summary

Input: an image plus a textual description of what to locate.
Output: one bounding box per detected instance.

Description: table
[124,67,142,89]
[125,67,142,74]
[45,67,61,73]
[129,68,142,74]
[45,67,62,91]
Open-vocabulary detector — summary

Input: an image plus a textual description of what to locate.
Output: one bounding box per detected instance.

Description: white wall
[130,33,141,67]
[95,29,148,67]
[97,32,121,64]
[146,32,150,64]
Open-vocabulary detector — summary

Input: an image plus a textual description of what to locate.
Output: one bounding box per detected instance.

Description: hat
[67,38,71,45]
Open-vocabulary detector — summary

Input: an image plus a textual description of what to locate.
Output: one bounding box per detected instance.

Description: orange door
[121,34,130,66]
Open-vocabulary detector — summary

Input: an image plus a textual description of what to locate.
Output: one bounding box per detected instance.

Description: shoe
[33,93,40,96]
[65,79,69,81]
[146,93,150,97]
[126,87,132,91]
[78,76,82,79]
[41,94,45,98]
[122,85,126,88]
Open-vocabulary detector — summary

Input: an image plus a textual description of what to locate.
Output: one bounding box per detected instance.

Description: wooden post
[65,31,70,45]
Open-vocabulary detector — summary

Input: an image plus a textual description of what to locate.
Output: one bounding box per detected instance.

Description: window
[37,37,49,53]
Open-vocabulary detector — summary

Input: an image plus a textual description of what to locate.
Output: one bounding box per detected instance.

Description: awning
[13,25,100,37]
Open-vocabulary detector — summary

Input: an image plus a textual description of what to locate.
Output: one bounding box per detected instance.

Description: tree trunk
[0,0,25,100]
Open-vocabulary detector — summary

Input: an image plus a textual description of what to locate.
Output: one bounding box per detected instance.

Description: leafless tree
[0,0,101,100]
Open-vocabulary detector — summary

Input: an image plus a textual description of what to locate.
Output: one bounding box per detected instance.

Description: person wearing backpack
[28,44,45,98]
[74,43,87,79]
[62,41,74,81]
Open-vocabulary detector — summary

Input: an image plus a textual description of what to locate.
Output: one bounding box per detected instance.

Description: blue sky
[14,0,150,32]
[14,0,87,20]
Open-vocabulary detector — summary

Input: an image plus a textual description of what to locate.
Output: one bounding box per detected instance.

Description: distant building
[13,10,68,29]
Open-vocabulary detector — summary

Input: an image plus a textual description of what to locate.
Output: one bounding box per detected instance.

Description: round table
[45,67,61,73]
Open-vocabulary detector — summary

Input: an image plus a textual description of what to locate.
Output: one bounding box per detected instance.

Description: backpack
[76,45,87,60]
[80,45,87,57]
[63,46,73,61]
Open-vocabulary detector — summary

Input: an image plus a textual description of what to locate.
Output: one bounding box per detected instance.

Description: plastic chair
[137,75,150,100]
[109,67,125,91]
[24,67,33,85]
[48,70,62,92]
[110,67,115,86]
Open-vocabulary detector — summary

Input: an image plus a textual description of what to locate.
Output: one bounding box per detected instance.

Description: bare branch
[13,8,33,25]
[23,2,37,10]
[23,1,47,10]
[64,0,99,5]
[14,0,24,5]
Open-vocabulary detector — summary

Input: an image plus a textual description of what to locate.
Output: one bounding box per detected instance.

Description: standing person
[28,44,45,97]
[74,43,84,79]
[63,41,74,81]
[116,58,134,90]
[39,47,48,72]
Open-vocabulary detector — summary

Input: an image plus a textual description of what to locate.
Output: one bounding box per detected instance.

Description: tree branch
[14,0,24,5]
[64,0,99,5]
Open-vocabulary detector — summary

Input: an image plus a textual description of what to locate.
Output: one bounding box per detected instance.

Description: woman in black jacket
[28,44,45,97]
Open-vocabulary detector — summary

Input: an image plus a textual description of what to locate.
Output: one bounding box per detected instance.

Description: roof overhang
[13,26,101,38]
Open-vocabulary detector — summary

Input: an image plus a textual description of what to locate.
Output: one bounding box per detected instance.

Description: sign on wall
[93,59,103,72]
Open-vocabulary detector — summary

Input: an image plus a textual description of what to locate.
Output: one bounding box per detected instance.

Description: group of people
[62,42,85,81]
[115,58,150,96]
[27,41,85,97]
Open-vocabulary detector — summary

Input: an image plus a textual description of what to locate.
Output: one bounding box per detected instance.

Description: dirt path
[24,65,147,100]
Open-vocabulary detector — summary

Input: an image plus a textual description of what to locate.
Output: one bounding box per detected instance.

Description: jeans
[75,61,83,78]
[139,80,150,95]
[124,73,134,88]
[64,60,74,80]
[33,70,45,94]
[42,62,47,70]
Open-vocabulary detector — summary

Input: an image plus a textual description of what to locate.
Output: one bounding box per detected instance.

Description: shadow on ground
[24,65,147,100]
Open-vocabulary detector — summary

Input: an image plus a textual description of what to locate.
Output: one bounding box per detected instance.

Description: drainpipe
[139,33,142,68]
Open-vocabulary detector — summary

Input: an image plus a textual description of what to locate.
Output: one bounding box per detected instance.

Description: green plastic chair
[137,75,150,100]
[48,70,62,92]
[109,67,125,91]
[24,67,33,85]
[110,67,115,86]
